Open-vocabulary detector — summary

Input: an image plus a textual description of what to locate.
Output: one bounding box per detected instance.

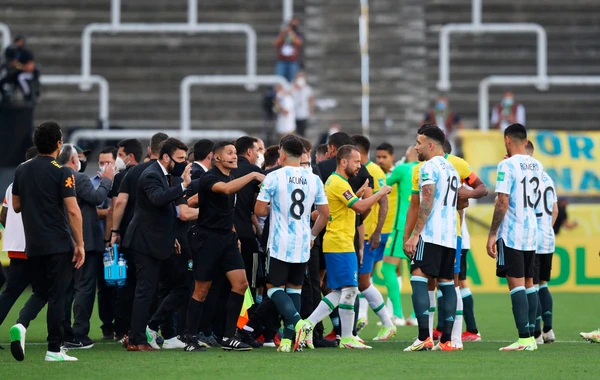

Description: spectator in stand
[420,96,463,137]
[273,18,303,82]
[273,84,296,138]
[553,197,578,235]
[0,49,40,105]
[491,91,526,132]
[4,35,26,65]
[315,144,328,164]
[292,71,315,137]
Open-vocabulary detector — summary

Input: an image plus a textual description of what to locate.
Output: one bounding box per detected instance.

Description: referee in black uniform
[10,121,85,362]
[184,141,264,352]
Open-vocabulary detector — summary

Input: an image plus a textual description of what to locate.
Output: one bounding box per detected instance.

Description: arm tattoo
[489,194,508,236]
[413,184,434,235]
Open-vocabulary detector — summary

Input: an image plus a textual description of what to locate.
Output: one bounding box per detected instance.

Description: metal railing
[479,75,600,131]
[359,0,370,138]
[68,128,247,146]
[437,0,548,91]
[40,75,110,129]
[180,75,288,134]
[0,23,10,53]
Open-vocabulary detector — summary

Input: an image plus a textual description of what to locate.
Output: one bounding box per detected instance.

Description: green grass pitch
[0,292,598,379]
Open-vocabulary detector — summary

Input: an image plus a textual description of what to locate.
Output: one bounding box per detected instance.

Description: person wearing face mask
[491,91,526,132]
[255,138,266,169]
[121,138,192,352]
[292,71,315,137]
[57,144,114,350]
[73,146,91,174]
[421,96,463,137]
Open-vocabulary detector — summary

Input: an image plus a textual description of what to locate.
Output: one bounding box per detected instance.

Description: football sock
[539,284,553,332]
[268,288,301,340]
[339,287,358,338]
[411,276,430,341]
[352,296,359,335]
[510,286,530,338]
[428,290,436,339]
[461,287,478,334]
[535,294,542,338]
[382,262,403,318]
[309,292,341,327]
[358,293,369,320]
[330,308,341,336]
[526,287,538,336]
[436,291,445,332]
[224,291,245,339]
[185,298,204,340]
[286,288,302,316]
[438,281,457,344]
[362,284,393,328]
[451,286,463,347]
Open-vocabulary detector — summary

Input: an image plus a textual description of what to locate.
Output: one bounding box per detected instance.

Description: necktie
[166,174,172,186]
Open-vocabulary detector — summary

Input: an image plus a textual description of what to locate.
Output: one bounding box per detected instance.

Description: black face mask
[79,160,87,173]
[169,156,187,177]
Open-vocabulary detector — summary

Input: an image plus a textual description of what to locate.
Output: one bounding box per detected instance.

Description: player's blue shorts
[359,233,389,275]
[324,252,358,290]
[454,236,462,275]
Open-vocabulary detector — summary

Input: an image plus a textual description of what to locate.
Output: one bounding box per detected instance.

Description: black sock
[534,295,542,337]
[330,308,341,336]
[510,287,530,339]
[411,276,430,341]
[225,292,244,339]
[438,281,457,344]
[287,290,302,314]
[185,298,204,342]
[436,292,445,331]
[526,287,538,336]
[352,296,359,335]
[461,289,478,334]
[539,285,553,332]
[270,289,301,340]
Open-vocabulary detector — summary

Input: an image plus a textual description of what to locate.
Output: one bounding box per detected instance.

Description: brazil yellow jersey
[411,154,480,237]
[382,170,397,234]
[363,161,387,239]
[323,172,359,253]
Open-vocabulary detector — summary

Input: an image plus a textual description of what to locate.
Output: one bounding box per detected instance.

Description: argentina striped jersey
[535,171,557,254]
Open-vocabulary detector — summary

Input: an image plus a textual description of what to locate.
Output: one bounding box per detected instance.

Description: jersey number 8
[290,189,305,220]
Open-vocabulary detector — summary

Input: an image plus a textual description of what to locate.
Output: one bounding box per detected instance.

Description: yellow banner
[460,129,600,196]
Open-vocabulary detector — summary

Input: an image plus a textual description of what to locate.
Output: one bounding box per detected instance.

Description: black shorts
[496,239,535,279]
[191,228,245,282]
[411,237,455,280]
[533,253,553,284]
[266,256,306,287]
[458,249,469,280]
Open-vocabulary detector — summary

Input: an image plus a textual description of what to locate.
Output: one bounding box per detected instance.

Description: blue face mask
[435,101,446,111]
[502,97,514,108]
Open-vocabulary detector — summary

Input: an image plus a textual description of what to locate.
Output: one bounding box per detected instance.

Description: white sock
[340,287,358,338]
[397,275,403,292]
[242,325,254,332]
[386,297,393,314]
[428,290,436,339]
[358,294,369,320]
[308,291,341,326]
[362,284,393,328]
[452,286,463,348]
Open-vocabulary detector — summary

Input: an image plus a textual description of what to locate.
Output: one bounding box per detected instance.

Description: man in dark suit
[57,144,114,349]
[191,139,214,180]
[122,138,192,351]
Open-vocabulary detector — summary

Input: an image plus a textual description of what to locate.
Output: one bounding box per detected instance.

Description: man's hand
[254,172,265,183]
[111,232,120,246]
[368,232,381,250]
[182,163,192,188]
[73,245,85,269]
[486,235,497,259]
[404,235,419,257]
[457,198,469,211]
[379,185,392,196]
[100,163,115,181]
[356,179,369,198]
[174,239,181,255]
[237,239,242,251]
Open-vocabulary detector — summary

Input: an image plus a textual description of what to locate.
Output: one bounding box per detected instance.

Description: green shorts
[383,229,409,259]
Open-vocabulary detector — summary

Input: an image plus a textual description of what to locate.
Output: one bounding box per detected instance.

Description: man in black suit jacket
[122,138,192,351]
[191,139,214,180]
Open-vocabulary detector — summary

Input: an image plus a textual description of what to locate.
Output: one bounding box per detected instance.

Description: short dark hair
[352,134,370,154]
[376,143,394,155]
[159,138,188,158]
[263,145,280,169]
[193,139,214,161]
[336,145,359,165]
[235,136,258,157]
[57,144,76,165]
[150,132,169,155]
[33,121,63,154]
[526,140,534,152]
[505,123,527,141]
[328,132,354,150]
[316,144,328,156]
[443,140,452,154]
[418,124,445,145]
[213,140,234,155]
[99,146,117,160]
[298,136,312,154]
[117,139,143,163]
[25,146,38,160]
[280,135,304,158]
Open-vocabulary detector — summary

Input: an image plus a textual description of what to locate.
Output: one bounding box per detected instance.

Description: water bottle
[117,253,127,287]
[103,252,111,267]
[118,253,126,267]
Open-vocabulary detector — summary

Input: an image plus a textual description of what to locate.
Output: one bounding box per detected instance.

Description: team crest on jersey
[421,173,429,181]
[497,172,505,182]
[187,260,193,271]
[342,190,353,200]
[378,178,385,188]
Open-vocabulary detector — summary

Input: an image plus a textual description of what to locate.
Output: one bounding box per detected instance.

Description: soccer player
[351,135,396,340]
[300,145,391,349]
[404,125,460,352]
[487,123,544,351]
[458,207,481,342]
[379,144,419,326]
[526,141,558,345]
[254,135,330,352]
